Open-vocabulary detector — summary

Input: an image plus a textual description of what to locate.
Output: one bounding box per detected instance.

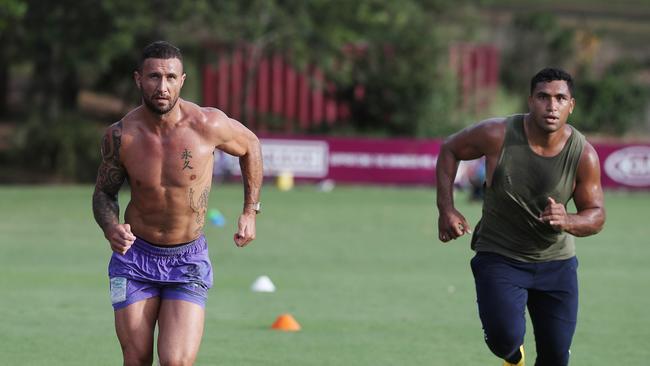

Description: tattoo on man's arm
[93,188,120,231]
[93,121,126,232]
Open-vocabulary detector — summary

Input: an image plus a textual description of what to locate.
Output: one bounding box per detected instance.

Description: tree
[0,0,27,117]
[6,0,476,181]
[572,60,650,135]
[165,0,466,137]
[500,12,575,97]
[9,0,165,180]
[17,0,160,121]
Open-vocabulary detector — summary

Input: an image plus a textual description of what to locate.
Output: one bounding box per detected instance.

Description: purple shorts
[108,235,213,310]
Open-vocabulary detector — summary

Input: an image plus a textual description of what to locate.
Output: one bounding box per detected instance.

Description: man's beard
[142,92,178,115]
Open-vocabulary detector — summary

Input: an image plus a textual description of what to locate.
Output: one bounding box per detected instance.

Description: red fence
[203,44,501,132]
[449,43,500,114]
[202,48,350,133]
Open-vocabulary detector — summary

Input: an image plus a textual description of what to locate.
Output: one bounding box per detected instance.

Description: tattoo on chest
[189,187,210,231]
[181,148,194,170]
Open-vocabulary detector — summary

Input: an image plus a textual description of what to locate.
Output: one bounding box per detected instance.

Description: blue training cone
[208,209,226,227]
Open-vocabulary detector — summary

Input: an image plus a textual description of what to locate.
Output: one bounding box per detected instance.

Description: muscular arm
[93,121,127,232]
[436,119,505,242]
[215,118,263,209]
[93,121,136,254]
[239,139,263,210]
[212,112,263,247]
[541,143,606,236]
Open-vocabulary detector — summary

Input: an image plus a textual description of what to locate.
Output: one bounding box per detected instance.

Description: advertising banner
[218,136,650,190]
[598,144,650,189]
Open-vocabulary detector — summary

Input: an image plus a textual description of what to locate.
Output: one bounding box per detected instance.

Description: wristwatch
[244,202,261,214]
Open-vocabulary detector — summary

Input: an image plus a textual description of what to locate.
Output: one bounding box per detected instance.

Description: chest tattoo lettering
[181,149,194,170]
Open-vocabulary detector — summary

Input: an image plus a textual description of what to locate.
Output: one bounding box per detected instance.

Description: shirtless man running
[92,41,263,366]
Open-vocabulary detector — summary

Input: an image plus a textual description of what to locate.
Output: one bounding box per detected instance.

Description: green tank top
[471,114,585,262]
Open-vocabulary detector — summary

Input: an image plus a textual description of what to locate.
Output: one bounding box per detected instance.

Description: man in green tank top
[436,68,605,366]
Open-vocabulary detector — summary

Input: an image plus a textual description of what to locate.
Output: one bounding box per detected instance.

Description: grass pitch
[0,184,648,365]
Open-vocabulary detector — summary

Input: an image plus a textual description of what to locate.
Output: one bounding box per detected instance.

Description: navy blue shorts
[470,251,578,366]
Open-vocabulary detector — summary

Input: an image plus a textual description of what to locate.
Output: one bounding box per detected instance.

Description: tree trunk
[0,51,7,118]
[29,42,56,122]
[60,67,79,111]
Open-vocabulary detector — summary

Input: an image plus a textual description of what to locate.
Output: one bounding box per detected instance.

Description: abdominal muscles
[125,175,213,245]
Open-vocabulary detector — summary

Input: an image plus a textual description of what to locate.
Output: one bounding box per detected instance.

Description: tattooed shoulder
[101,120,124,164]
[96,120,127,194]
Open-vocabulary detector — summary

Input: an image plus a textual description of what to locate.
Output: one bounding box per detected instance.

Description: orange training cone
[271,313,301,332]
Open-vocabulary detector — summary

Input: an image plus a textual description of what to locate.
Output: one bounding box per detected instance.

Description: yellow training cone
[276,171,294,191]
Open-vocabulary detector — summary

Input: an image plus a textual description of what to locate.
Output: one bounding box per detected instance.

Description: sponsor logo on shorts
[110,277,127,304]
[604,146,650,187]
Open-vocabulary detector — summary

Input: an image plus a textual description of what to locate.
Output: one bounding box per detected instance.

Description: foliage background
[0,0,649,182]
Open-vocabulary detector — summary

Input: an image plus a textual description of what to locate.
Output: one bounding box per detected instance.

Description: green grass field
[1,184,649,365]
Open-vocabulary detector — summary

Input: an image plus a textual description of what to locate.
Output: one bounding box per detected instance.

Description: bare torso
[120,101,218,244]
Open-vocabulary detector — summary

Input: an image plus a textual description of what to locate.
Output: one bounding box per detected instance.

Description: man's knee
[123,349,154,366]
[536,354,570,366]
[159,351,197,366]
[119,332,155,366]
[159,356,195,366]
[536,347,570,366]
[484,326,523,359]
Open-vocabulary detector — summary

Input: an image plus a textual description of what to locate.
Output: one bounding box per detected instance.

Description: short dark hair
[139,41,183,70]
[530,67,574,97]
